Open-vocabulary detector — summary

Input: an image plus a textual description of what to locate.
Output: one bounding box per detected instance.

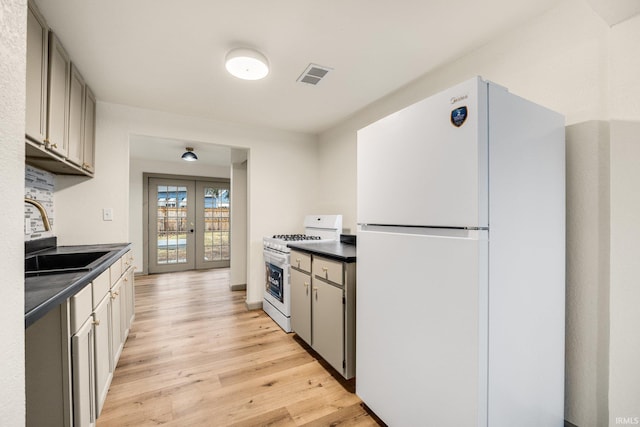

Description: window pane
[202,186,230,262]
[157,184,188,265]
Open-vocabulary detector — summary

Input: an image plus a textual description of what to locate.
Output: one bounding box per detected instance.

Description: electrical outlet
[103,208,113,221]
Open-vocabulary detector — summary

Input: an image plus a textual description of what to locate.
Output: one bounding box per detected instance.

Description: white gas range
[263,215,342,332]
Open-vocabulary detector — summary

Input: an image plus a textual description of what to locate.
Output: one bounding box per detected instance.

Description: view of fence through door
[148,177,230,274]
[196,180,230,270]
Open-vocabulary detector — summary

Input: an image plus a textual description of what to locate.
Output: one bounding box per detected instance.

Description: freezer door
[357,77,489,228]
[356,226,489,427]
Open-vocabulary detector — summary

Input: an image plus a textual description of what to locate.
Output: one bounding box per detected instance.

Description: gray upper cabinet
[83,87,96,174]
[46,32,70,159]
[25,1,97,177]
[25,2,48,145]
[67,63,86,168]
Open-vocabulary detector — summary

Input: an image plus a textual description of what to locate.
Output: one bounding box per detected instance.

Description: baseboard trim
[230,283,246,291]
[245,300,263,311]
[565,420,579,427]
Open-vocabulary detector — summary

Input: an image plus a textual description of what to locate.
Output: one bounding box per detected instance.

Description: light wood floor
[97,269,384,427]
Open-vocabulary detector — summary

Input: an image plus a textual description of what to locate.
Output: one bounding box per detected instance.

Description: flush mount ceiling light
[181,147,198,161]
[225,48,269,80]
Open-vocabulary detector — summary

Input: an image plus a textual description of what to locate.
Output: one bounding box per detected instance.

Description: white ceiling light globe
[225,48,269,80]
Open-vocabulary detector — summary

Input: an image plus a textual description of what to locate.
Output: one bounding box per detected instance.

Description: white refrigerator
[356,77,565,427]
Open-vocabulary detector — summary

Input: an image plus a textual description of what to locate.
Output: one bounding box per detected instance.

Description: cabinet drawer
[92,269,110,309]
[123,251,133,271]
[313,256,343,286]
[109,256,123,286]
[70,284,92,335]
[291,250,311,273]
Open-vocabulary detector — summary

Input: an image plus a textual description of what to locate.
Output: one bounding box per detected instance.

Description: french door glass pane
[157,185,188,264]
[203,187,230,262]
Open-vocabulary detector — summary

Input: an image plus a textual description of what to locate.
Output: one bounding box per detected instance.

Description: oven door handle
[264,251,288,267]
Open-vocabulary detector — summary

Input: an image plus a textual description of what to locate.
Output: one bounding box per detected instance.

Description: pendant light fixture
[181,147,198,161]
[225,48,269,80]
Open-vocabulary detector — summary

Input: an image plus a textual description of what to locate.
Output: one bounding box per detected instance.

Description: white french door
[148,177,230,274]
[148,178,195,274]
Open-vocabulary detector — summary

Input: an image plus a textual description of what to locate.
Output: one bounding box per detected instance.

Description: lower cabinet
[93,293,111,416]
[123,267,135,335]
[25,249,136,426]
[290,250,356,379]
[25,304,72,427]
[311,279,345,373]
[290,267,312,344]
[110,278,124,364]
[71,316,96,427]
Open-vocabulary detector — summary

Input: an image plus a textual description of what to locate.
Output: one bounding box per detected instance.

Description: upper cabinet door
[356,77,489,228]
[67,63,86,167]
[47,32,70,158]
[25,3,48,145]
[82,87,96,174]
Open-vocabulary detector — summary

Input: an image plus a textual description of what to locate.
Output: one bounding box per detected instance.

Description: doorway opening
[145,174,230,274]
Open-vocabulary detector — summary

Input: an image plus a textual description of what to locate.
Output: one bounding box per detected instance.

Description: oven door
[263,249,290,313]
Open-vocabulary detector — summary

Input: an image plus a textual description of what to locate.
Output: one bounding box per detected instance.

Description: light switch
[103,208,113,221]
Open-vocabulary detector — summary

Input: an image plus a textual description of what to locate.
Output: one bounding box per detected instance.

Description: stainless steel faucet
[25,198,52,231]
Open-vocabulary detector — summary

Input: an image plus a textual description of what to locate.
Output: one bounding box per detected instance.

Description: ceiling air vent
[297,63,332,85]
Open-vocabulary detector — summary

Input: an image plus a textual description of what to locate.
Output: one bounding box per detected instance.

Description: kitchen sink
[25,251,109,276]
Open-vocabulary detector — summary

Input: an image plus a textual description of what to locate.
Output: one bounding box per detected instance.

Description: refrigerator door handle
[359,224,487,239]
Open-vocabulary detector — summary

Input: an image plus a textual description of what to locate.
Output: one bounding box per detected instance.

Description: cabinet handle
[124,277,128,282]
[51,143,58,149]
[44,138,49,144]
[304,282,309,288]
[321,266,329,278]
[92,319,100,326]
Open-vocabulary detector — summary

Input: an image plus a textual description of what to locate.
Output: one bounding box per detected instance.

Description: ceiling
[33,0,640,159]
[35,0,572,136]
[586,0,640,26]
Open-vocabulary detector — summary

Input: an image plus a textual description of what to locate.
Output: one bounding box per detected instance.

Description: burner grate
[272,234,322,241]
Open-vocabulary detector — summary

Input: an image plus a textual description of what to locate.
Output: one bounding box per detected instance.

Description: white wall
[0,0,27,424]
[609,13,640,121]
[230,162,247,289]
[55,102,318,307]
[606,13,640,425]
[128,156,231,274]
[317,1,640,426]
[608,121,640,425]
[55,102,131,245]
[565,121,610,427]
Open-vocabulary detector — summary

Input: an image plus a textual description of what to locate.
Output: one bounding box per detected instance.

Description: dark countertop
[25,243,131,328]
[287,241,356,263]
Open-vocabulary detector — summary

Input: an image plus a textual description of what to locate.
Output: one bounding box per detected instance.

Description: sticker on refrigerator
[451,106,468,127]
